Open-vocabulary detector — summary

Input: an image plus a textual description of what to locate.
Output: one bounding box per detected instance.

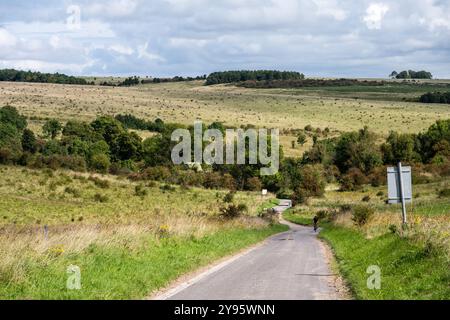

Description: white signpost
[387,163,412,225]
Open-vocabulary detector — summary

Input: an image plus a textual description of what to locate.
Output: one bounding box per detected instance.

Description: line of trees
[419,92,450,104]
[115,114,166,132]
[1,105,449,199]
[205,70,305,86]
[239,78,385,89]
[0,69,89,85]
[390,70,433,79]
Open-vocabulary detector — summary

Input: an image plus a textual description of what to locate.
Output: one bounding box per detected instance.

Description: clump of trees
[145,75,206,84]
[115,114,166,132]
[0,69,89,85]
[390,70,433,80]
[419,92,450,104]
[205,70,305,86]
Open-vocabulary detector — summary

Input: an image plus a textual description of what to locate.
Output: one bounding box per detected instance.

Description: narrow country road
[162,203,341,300]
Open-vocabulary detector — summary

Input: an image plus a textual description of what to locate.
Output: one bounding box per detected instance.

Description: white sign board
[261,189,268,196]
[387,166,412,204]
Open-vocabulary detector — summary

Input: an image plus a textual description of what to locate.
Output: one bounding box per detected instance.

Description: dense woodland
[205,70,305,85]
[1,106,449,203]
[0,69,89,85]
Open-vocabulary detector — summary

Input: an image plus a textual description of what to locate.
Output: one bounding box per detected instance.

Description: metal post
[397,162,407,225]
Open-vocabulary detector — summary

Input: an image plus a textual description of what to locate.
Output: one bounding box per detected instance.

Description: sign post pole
[397,162,407,226]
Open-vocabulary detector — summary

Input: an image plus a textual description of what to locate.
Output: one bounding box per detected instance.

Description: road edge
[147,228,291,300]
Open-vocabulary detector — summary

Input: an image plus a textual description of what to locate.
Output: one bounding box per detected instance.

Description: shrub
[88,176,110,189]
[140,166,171,181]
[438,188,450,198]
[223,191,235,203]
[93,193,108,203]
[389,224,398,234]
[64,187,81,198]
[21,129,37,153]
[203,172,223,189]
[134,184,148,197]
[220,204,248,219]
[245,177,262,191]
[0,148,13,164]
[351,205,375,227]
[160,184,176,192]
[90,153,110,173]
[340,167,368,191]
[362,195,371,202]
[276,189,294,200]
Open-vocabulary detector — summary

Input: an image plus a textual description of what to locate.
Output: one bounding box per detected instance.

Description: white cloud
[0,28,17,48]
[85,0,139,17]
[137,42,165,62]
[313,0,347,21]
[0,59,95,74]
[363,3,390,30]
[109,44,134,55]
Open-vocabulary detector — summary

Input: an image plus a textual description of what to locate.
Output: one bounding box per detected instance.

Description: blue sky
[0,0,449,78]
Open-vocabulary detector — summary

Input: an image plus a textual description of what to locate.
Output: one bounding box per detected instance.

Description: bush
[351,205,375,227]
[340,168,368,191]
[245,177,262,191]
[223,191,235,203]
[140,166,171,181]
[93,193,108,203]
[64,187,81,198]
[134,184,148,197]
[160,184,176,192]
[362,195,371,202]
[88,176,110,189]
[90,153,111,173]
[389,224,398,234]
[438,188,450,198]
[0,148,13,164]
[203,172,223,189]
[220,204,248,219]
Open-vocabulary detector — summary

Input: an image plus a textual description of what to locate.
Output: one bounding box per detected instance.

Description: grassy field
[1,80,449,158]
[284,179,450,300]
[0,165,287,299]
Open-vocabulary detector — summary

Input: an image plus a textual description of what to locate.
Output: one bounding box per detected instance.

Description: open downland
[1,81,449,158]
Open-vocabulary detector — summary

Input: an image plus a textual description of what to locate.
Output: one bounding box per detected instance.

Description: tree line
[205,70,305,85]
[390,70,433,79]
[0,105,449,201]
[0,69,89,85]
[419,92,450,104]
[239,78,385,89]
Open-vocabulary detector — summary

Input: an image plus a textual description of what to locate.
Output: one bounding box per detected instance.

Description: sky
[0,0,449,78]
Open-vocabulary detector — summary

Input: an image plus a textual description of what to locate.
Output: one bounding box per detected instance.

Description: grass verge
[284,212,449,300]
[320,224,450,300]
[0,224,288,300]
[283,209,314,226]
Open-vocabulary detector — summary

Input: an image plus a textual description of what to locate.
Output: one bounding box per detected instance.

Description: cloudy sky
[0,0,449,78]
